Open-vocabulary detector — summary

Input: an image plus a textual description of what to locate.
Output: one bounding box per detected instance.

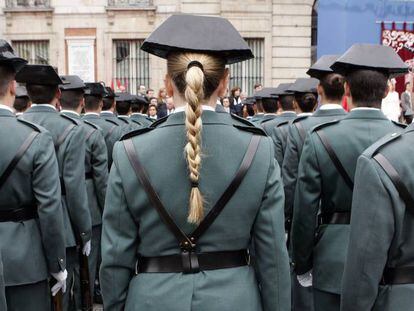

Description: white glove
[82,240,91,257]
[297,270,313,287]
[51,269,68,296]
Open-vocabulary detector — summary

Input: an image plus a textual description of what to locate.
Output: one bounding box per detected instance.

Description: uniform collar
[159,110,234,128]
[345,107,388,120]
[61,110,80,117]
[101,111,114,115]
[32,103,57,111]
[298,112,313,117]
[313,105,346,117]
[84,112,99,116]
[26,104,57,113]
[174,105,215,113]
[319,103,343,110]
[0,104,15,114]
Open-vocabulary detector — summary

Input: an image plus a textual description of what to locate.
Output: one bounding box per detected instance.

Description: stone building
[0,0,317,95]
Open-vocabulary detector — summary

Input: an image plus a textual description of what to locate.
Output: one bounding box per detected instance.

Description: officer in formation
[100,14,291,311]
[130,94,153,127]
[291,44,408,311]
[0,41,67,310]
[254,87,279,127]
[13,85,31,116]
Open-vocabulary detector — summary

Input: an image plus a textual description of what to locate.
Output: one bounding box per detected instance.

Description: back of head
[85,95,102,112]
[60,89,84,110]
[26,84,58,104]
[13,97,30,112]
[295,92,317,113]
[319,73,345,103]
[116,101,131,115]
[261,97,278,113]
[102,96,114,111]
[131,100,144,113]
[346,69,388,108]
[0,64,15,100]
[167,52,226,224]
[279,95,295,111]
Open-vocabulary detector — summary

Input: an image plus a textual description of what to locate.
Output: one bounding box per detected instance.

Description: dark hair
[146,88,154,94]
[116,101,131,115]
[102,97,114,110]
[279,95,295,111]
[13,97,31,112]
[254,83,262,89]
[148,103,157,111]
[261,97,278,113]
[231,86,241,97]
[26,84,58,104]
[85,95,102,111]
[295,92,317,113]
[245,104,255,116]
[0,65,15,98]
[346,69,388,107]
[60,90,84,110]
[221,96,230,104]
[131,100,144,113]
[320,73,345,102]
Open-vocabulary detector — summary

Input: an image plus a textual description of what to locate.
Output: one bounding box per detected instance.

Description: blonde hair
[167,53,226,224]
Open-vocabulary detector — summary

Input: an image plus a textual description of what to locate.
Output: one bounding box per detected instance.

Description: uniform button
[81,232,86,236]
[190,237,195,242]
[60,259,64,263]
[391,133,398,137]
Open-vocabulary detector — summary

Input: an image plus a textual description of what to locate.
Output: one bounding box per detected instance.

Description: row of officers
[0,13,414,311]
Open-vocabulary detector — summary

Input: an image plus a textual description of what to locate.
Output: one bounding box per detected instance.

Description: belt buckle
[180,240,200,274]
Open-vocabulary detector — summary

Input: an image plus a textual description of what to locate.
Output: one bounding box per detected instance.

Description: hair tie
[191,181,199,188]
[187,61,204,72]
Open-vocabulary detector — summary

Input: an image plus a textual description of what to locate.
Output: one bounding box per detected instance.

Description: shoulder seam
[17,119,41,132]
[312,119,341,133]
[60,113,80,126]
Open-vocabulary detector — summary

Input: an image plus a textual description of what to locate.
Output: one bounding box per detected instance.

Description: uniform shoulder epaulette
[60,113,80,126]
[105,119,119,126]
[17,118,41,132]
[120,127,154,141]
[233,124,267,136]
[276,120,290,127]
[391,120,407,129]
[311,119,341,133]
[83,120,99,130]
[150,115,169,128]
[292,115,310,124]
[131,119,143,126]
[118,117,129,124]
[230,113,256,127]
[365,132,402,158]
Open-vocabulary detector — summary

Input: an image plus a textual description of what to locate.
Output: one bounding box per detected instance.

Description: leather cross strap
[381,266,414,285]
[374,153,414,213]
[0,131,39,190]
[55,124,75,151]
[124,135,261,247]
[295,122,307,143]
[316,129,354,190]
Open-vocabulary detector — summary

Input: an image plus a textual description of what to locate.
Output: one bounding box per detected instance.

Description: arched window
[311,0,319,64]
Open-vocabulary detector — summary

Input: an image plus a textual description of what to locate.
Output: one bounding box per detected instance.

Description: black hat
[132,94,149,105]
[59,75,85,91]
[115,92,135,102]
[241,97,256,105]
[16,65,64,85]
[141,14,253,64]
[84,83,108,96]
[254,87,279,100]
[287,78,319,94]
[307,55,340,79]
[0,40,27,72]
[103,86,117,99]
[271,83,294,96]
[331,44,408,78]
[15,86,29,98]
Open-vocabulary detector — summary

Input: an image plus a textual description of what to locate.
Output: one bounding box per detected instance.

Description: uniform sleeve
[62,126,92,244]
[32,132,66,273]
[252,137,291,311]
[291,133,321,274]
[271,127,284,167]
[100,143,139,310]
[91,130,108,211]
[341,155,395,311]
[282,126,301,230]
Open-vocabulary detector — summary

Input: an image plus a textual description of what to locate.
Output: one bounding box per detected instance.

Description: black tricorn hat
[15,86,29,98]
[84,82,108,96]
[287,78,319,94]
[330,44,408,78]
[59,75,86,91]
[307,55,341,79]
[141,14,254,64]
[115,92,136,102]
[254,87,279,100]
[241,97,256,105]
[16,65,64,85]
[0,40,27,72]
[103,86,117,99]
[271,83,294,96]
[132,94,149,105]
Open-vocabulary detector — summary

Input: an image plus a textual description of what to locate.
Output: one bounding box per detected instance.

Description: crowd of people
[0,12,414,311]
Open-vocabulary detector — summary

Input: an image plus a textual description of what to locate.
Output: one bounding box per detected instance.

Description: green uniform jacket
[130,113,153,127]
[63,111,108,227]
[23,105,92,246]
[100,110,291,311]
[291,109,405,295]
[0,251,5,310]
[282,108,346,229]
[342,124,414,311]
[0,108,66,286]
[83,113,124,168]
[250,113,265,124]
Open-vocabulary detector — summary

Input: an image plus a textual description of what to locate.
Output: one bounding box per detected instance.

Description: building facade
[0,0,316,95]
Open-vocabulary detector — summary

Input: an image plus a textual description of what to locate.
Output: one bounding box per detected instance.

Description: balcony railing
[108,0,152,7]
[5,0,51,9]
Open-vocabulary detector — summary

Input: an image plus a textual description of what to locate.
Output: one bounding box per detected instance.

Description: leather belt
[319,212,351,225]
[381,266,414,285]
[136,249,249,274]
[0,204,38,222]
[85,172,93,180]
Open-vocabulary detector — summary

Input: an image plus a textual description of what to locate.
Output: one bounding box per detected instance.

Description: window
[311,0,319,64]
[112,40,150,94]
[229,38,264,95]
[108,0,151,7]
[12,40,49,64]
[6,0,50,8]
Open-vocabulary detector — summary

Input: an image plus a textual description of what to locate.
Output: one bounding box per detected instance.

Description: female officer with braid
[100,14,290,311]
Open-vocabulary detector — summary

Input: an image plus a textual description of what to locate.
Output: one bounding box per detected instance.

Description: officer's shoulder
[104,118,119,126]
[311,119,341,133]
[17,118,41,132]
[276,120,290,127]
[231,114,267,136]
[391,120,407,129]
[292,115,310,124]
[83,119,99,130]
[364,132,403,158]
[120,116,168,140]
[60,113,81,126]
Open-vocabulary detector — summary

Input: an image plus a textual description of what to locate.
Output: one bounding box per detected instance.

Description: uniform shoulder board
[391,120,407,129]
[365,132,402,158]
[276,120,290,127]
[233,124,267,136]
[118,117,129,124]
[311,119,341,133]
[149,115,169,128]
[60,113,80,126]
[292,115,310,124]
[17,118,41,132]
[83,120,99,130]
[105,118,119,126]
[131,119,143,126]
[230,113,256,127]
[120,127,154,141]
